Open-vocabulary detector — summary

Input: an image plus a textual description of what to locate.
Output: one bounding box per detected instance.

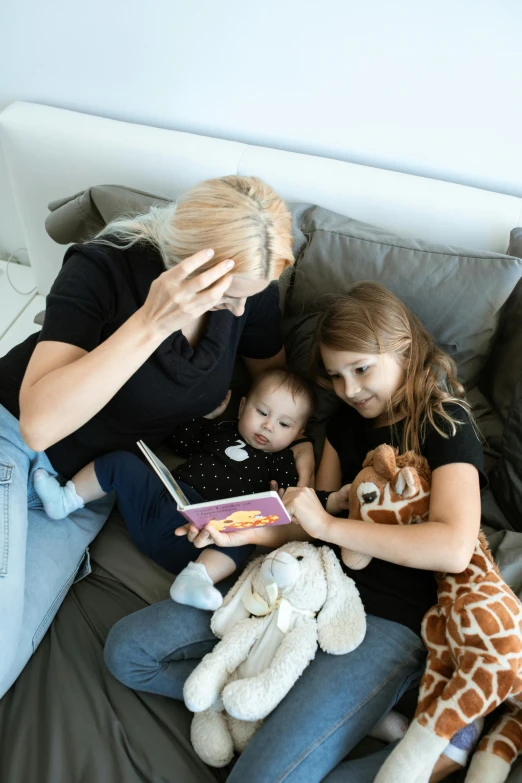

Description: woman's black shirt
[0,241,283,478]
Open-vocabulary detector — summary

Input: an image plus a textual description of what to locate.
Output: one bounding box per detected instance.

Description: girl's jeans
[0,403,114,697]
[104,591,426,783]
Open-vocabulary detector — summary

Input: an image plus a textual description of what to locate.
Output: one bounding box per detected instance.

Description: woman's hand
[326,484,351,515]
[281,486,331,539]
[139,249,235,339]
[18,250,235,453]
[175,522,255,549]
[291,441,315,488]
[204,390,232,420]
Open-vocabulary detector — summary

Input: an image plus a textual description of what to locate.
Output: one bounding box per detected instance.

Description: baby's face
[238,384,307,453]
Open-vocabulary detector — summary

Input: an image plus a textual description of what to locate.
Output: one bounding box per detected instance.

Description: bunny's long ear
[210,555,264,638]
[317,547,366,655]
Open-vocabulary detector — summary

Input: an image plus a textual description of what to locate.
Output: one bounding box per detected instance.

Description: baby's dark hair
[249,368,316,423]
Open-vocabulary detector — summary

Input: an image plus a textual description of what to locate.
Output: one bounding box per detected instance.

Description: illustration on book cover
[208,510,280,531]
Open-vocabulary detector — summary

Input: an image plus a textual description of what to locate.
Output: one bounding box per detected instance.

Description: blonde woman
[0,176,312,696]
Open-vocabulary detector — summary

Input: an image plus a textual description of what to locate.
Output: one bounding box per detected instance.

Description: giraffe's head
[342,444,432,570]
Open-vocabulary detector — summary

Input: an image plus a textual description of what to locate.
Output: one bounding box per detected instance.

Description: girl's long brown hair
[311,282,472,454]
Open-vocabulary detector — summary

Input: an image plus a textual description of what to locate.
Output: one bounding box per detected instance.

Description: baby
[34,368,314,611]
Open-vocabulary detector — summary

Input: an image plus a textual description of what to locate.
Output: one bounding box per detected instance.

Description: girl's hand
[281,486,330,539]
[291,441,315,487]
[326,484,351,515]
[204,389,232,419]
[139,249,235,339]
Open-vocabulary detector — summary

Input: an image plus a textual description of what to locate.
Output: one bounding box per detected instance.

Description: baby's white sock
[33,468,85,519]
[170,562,223,611]
[369,710,409,743]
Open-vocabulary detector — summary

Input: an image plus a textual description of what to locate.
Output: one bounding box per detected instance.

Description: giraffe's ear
[371,445,397,482]
[395,466,420,499]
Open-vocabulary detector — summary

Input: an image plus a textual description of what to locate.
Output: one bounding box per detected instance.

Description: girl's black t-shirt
[325,402,486,635]
[0,241,283,479]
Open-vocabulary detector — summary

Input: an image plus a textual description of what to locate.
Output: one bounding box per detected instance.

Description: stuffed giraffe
[342,444,522,783]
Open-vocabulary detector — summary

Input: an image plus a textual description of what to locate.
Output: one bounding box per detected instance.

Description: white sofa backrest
[1,101,521,296]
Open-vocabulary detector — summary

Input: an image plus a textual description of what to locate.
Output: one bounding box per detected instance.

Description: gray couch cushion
[285,206,522,387]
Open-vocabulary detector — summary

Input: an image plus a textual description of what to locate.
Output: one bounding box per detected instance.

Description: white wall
[0,0,521,258]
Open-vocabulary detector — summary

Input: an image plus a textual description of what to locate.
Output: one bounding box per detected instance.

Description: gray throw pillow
[285,206,522,388]
[46,185,172,244]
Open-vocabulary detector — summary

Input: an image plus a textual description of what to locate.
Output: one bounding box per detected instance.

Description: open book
[137,440,291,532]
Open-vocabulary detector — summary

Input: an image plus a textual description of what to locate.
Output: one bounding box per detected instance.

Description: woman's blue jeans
[104,592,426,782]
[0,403,114,697]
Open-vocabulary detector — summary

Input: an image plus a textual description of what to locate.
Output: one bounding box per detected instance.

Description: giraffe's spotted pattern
[347,444,522,774]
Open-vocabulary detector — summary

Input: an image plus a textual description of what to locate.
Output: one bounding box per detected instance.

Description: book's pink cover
[179,495,291,532]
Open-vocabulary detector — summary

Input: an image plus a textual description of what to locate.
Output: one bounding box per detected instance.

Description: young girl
[104,281,485,783]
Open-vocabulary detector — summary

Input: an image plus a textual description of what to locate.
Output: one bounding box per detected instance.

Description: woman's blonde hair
[95,176,294,279]
[311,281,473,454]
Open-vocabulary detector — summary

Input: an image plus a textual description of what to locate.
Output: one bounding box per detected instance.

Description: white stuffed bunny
[183,541,366,768]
